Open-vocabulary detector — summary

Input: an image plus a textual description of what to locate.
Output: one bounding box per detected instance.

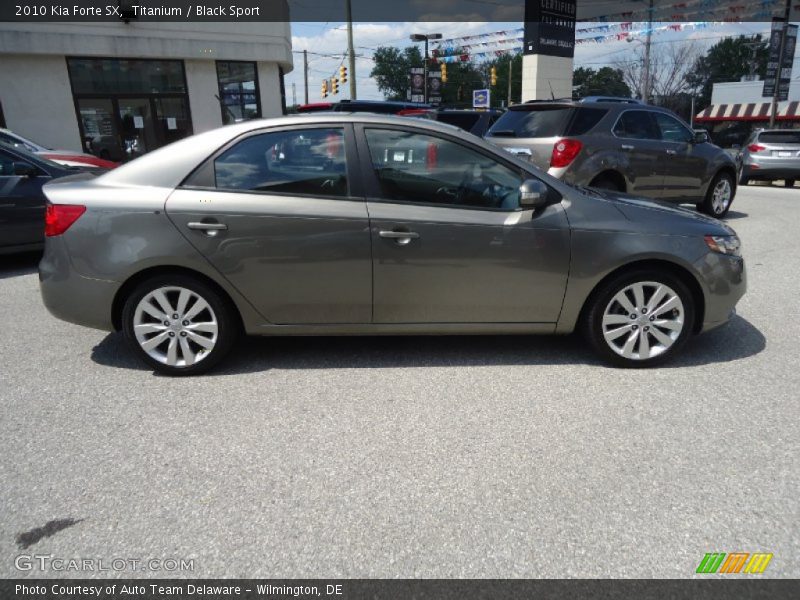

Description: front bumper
[39,236,118,332]
[693,251,746,332]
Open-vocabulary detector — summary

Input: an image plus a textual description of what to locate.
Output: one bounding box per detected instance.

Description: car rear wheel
[583,270,695,368]
[122,275,238,376]
[699,172,734,218]
[589,175,624,192]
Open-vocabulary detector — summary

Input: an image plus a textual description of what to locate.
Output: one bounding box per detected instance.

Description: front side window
[0,149,16,176]
[364,128,524,210]
[654,113,693,143]
[217,61,260,125]
[613,110,659,140]
[213,128,348,197]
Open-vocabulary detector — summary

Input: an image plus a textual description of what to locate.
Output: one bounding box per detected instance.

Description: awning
[695,101,800,123]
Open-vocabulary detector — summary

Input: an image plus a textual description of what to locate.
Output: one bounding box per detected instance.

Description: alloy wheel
[132,286,219,368]
[601,281,685,361]
[711,178,732,215]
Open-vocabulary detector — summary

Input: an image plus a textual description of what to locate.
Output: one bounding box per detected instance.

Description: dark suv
[485,98,738,217]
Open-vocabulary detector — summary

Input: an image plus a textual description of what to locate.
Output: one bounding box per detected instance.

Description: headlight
[704,234,741,256]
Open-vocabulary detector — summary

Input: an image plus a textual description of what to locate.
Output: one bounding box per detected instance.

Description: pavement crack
[15,518,84,549]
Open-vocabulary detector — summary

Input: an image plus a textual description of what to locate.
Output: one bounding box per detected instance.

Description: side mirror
[13,162,38,177]
[693,130,709,144]
[519,179,549,208]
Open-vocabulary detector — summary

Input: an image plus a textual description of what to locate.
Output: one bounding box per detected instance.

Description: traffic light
[321,79,328,98]
[490,66,497,86]
[332,76,339,95]
[441,63,447,83]
[339,66,347,84]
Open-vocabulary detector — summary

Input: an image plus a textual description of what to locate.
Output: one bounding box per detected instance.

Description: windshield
[758,131,800,144]
[0,130,50,152]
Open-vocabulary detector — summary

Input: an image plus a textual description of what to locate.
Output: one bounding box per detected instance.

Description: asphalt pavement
[0,184,797,578]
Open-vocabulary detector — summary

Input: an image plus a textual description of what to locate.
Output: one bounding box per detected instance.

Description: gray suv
[737,128,800,187]
[485,99,738,217]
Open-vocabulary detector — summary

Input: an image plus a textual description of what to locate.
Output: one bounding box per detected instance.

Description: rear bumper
[742,164,800,180]
[693,252,747,333]
[39,236,118,331]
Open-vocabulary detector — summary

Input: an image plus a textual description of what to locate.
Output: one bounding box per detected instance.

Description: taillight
[45,203,86,237]
[550,138,583,168]
[747,144,766,153]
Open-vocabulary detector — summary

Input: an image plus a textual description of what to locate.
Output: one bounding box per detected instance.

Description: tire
[589,176,624,192]
[699,171,735,218]
[583,270,696,368]
[121,274,239,376]
[785,179,795,188]
[737,167,748,186]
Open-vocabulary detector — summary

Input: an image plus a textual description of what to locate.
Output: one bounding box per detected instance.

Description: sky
[283,21,782,105]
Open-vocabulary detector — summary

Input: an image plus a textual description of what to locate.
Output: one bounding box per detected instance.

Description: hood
[575,186,735,236]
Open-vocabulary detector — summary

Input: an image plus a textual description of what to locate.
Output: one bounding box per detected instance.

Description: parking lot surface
[1,184,797,578]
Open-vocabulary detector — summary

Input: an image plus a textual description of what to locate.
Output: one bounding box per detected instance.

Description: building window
[216,61,261,125]
[67,58,187,95]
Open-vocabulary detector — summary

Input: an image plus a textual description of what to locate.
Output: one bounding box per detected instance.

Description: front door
[653,112,707,201]
[611,109,666,197]
[357,126,571,324]
[167,124,372,325]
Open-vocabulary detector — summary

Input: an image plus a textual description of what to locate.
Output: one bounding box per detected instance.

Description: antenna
[548,81,556,100]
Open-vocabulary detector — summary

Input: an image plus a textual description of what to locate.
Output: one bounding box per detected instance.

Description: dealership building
[0,20,292,158]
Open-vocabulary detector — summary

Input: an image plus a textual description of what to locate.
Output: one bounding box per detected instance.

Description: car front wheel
[584,271,695,368]
[122,275,238,376]
[699,172,734,218]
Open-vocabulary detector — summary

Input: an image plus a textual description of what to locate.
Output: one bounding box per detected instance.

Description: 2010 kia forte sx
[39,115,746,375]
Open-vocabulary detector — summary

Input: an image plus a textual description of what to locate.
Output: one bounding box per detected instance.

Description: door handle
[379,229,419,245]
[621,144,635,151]
[665,149,677,155]
[187,221,227,231]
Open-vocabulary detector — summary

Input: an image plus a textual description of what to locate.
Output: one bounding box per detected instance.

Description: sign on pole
[408,67,425,103]
[778,24,798,102]
[473,89,490,109]
[427,70,442,106]
[523,0,576,58]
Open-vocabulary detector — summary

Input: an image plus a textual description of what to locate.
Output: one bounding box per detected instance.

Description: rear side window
[613,110,660,140]
[758,131,800,144]
[437,112,482,132]
[487,107,572,138]
[565,108,608,136]
[209,127,348,197]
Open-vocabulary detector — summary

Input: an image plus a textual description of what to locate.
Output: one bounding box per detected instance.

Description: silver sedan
[39,114,746,375]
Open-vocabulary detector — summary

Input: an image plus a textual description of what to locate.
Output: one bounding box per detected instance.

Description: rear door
[167,124,372,325]
[356,124,570,324]
[611,110,666,197]
[0,148,49,249]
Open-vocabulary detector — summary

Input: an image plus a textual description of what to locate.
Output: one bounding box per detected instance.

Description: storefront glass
[216,61,260,124]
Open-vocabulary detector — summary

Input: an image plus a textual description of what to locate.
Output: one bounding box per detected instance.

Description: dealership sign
[523,0,576,58]
[763,19,798,101]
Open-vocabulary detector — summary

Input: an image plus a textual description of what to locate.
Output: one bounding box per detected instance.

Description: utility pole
[507,56,513,105]
[770,0,793,128]
[292,82,296,107]
[303,49,309,104]
[346,0,357,99]
[642,0,654,103]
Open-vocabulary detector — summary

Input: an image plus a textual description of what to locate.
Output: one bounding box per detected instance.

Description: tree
[370,45,423,101]
[572,66,631,99]
[481,53,523,107]
[686,35,769,109]
[614,41,701,109]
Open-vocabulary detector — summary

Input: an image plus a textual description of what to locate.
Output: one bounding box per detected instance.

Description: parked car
[0,128,118,169]
[297,100,433,114]
[398,108,504,137]
[737,128,800,187]
[485,98,738,217]
[0,142,96,254]
[40,114,745,375]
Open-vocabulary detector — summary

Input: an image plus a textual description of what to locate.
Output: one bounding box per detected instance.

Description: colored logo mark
[696,552,773,574]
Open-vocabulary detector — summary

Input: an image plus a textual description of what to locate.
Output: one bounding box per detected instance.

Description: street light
[410,32,442,103]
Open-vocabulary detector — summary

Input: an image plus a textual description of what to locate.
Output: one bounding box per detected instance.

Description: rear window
[565,108,608,136]
[487,107,573,138]
[757,131,800,144]
[436,112,482,132]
